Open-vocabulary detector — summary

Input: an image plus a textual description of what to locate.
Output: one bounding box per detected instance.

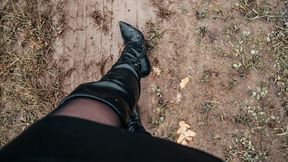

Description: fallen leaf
[176,121,196,145]
[180,77,189,89]
[152,66,162,76]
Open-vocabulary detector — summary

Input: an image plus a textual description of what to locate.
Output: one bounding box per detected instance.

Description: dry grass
[144,20,164,53]
[224,136,268,162]
[149,86,168,128]
[151,0,175,20]
[269,2,288,159]
[222,23,265,78]
[195,10,208,20]
[243,0,288,159]
[0,0,63,146]
[235,0,283,21]
[222,0,288,161]
[200,69,212,85]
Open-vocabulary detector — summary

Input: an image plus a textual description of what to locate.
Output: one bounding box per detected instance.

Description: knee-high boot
[55,21,151,126]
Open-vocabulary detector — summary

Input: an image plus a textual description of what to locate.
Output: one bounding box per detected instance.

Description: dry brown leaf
[152,66,162,76]
[176,121,196,146]
[180,77,189,89]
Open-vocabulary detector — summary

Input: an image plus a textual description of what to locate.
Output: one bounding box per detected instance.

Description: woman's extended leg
[50,21,151,128]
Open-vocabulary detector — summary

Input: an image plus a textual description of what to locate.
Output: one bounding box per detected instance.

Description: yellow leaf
[176,121,196,146]
[180,77,189,89]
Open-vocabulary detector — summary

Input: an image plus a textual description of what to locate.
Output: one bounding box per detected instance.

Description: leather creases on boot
[127,107,150,135]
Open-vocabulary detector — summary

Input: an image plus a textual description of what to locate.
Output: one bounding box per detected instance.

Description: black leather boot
[127,106,151,135]
[54,21,151,126]
[116,21,151,77]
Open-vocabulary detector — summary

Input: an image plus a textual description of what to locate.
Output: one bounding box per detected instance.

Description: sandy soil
[51,0,287,161]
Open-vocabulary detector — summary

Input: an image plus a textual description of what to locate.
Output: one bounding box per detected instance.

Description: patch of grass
[269,11,288,116]
[235,53,264,77]
[201,100,215,113]
[223,24,241,38]
[225,136,268,162]
[265,3,288,158]
[151,0,175,20]
[212,8,234,21]
[227,75,238,90]
[223,23,266,78]
[242,104,267,126]
[195,10,208,20]
[166,128,178,141]
[149,103,167,128]
[235,0,282,21]
[226,96,278,161]
[248,82,269,100]
[144,20,164,53]
[196,26,208,38]
[200,69,212,85]
[233,114,252,126]
[149,86,168,128]
[211,132,222,141]
[214,46,232,58]
[0,0,63,146]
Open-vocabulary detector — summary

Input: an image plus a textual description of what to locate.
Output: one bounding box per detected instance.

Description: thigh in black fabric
[0,116,223,162]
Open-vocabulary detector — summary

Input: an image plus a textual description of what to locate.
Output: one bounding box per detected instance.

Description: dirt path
[51,0,287,161]
[52,0,155,93]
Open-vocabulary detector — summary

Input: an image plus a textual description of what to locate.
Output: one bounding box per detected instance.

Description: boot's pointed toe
[119,21,144,44]
[118,21,151,77]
